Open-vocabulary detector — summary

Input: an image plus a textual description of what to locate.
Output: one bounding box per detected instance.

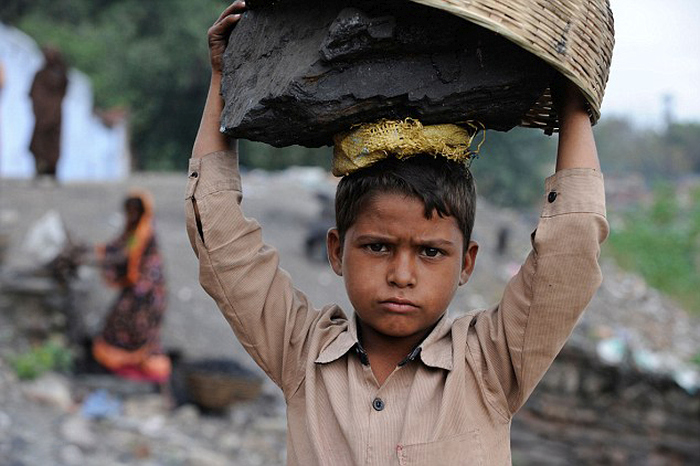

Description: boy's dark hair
[335,155,476,250]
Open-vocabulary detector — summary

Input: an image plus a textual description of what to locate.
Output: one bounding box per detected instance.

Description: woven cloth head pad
[332,119,482,176]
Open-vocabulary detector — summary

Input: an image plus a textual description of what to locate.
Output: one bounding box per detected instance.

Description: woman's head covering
[124,188,155,286]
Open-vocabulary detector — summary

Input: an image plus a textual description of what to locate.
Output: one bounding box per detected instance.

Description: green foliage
[692,352,700,368]
[594,118,700,313]
[11,340,74,380]
[471,128,556,207]
[239,141,333,172]
[608,184,700,313]
[595,118,700,180]
[665,122,700,173]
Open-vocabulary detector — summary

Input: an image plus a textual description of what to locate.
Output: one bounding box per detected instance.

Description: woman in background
[29,46,68,179]
[92,189,171,384]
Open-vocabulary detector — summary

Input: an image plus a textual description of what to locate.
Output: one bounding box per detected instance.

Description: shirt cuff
[185,150,241,200]
[541,168,606,218]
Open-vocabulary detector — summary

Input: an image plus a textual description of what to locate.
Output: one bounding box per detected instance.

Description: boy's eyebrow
[353,234,395,243]
[414,238,457,248]
[354,234,457,248]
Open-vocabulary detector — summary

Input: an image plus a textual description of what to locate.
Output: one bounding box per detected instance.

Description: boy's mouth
[380,298,419,313]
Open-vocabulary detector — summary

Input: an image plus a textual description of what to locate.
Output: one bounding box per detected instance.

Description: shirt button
[190,171,198,178]
[547,191,557,203]
[372,397,385,412]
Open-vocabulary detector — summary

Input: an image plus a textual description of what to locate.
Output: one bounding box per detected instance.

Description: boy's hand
[551,75,588,124]
[550,74,600,171]
[193,2,245,157]
[208,1,247,74]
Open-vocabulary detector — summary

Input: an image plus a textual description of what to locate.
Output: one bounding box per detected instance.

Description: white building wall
[0,23,130,181]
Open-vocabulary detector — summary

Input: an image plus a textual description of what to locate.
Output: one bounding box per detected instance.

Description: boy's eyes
[363,243,444,257]
[366,243,388,253]
[422,247,443,257]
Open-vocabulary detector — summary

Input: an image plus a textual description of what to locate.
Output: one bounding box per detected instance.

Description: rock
[0,410,10,432]
[217,431,242,451]
[21,372,73,411]
[59,444,84,465]
[73,373,155,398]
[123,393,169,420]
[221,0,553,148]
[229,404,255,428]
[187,447,230,466]
[253,416,287,433]
[60,416,96,449]
[172,404,200,425]
[137,415,166,438]
[177,286,193,302]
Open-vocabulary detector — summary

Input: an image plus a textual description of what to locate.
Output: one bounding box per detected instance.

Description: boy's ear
[459,241,479,286]
[326,228,343,276]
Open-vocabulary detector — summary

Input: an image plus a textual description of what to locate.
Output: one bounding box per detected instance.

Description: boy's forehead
[360,191,443,217]
[353,192,461,236]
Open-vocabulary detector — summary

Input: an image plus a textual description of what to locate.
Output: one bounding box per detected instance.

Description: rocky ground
[0,171,698,465]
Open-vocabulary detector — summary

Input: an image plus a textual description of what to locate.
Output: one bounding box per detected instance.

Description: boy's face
[327,192,478,346]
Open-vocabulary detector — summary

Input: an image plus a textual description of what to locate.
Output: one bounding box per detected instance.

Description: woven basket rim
[409,0,614,131]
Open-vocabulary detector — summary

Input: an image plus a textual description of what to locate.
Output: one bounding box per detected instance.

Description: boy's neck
[357,318,438,385]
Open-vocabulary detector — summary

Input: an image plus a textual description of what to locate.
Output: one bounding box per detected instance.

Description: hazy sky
[602,0,700,125]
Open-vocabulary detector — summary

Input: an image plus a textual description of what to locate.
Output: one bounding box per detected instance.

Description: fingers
[209,1,246,39]
[208,1,247,73]
[211,12,243,35]
[216,1,246,24]
[207,15,242,58]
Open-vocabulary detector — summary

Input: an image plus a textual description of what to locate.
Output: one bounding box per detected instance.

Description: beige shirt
[185,151,608,465]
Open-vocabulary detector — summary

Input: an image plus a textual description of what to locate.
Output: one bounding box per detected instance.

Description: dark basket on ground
[184,358,263,411]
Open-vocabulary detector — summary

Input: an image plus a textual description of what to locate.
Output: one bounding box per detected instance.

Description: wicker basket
[410,0,615,132]
[184,359,263,411]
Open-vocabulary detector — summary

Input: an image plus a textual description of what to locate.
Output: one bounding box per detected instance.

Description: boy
[186,2,608,464]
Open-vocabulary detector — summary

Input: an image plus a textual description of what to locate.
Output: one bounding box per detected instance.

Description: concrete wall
[0,23,130,181]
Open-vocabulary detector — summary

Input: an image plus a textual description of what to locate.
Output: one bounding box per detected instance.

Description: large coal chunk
[221,0,554,148]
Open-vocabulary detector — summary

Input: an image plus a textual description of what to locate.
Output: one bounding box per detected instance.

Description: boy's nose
[387,251,416,288]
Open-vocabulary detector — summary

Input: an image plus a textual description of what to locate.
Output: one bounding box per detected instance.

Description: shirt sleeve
[466,168,609,419]
[184,150,319,397]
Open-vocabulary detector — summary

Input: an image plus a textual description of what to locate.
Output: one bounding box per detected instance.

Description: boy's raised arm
[186,1,322,395]
[467,78,608,418]
[554,79,601,172]
[192,1,246,158]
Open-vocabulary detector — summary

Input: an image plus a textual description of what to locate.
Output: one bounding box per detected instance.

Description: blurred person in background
[1,61,4,162]
[91,189,171,385]
[29,46,68,180]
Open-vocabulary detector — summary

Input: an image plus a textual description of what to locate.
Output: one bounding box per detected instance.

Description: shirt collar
[315,312,454,371]
[314,312,360,365]
[417,315,453,371]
